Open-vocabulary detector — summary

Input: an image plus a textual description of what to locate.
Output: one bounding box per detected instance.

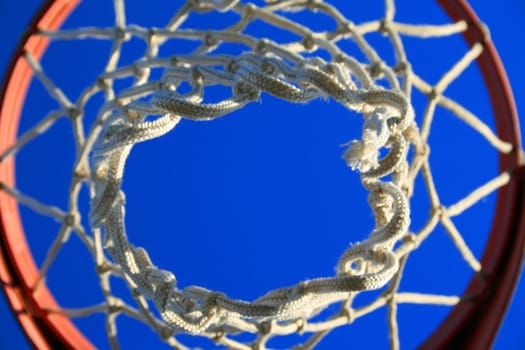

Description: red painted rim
[0,1,91,349]
[421,0,525,348]
[0,1,523,349]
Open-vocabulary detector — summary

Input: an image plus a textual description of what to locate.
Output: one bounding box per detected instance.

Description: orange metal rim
[0,1,523,349]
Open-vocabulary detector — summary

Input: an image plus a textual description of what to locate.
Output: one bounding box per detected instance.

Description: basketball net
[0,0,521,349]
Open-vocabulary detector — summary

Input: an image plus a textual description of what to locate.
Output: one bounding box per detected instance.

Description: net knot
[113,27,129,41]
[302,34,317,51]
[204,32,219,47]
[336,21,355,35]
[255,39,270,54]
[67,107,81,120]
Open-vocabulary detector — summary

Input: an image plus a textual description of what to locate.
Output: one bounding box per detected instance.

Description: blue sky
[1,0,524,349]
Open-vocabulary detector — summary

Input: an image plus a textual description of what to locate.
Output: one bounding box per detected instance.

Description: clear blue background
[0,0,524,349]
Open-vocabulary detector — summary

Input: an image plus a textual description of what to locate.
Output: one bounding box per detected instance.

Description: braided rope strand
[89,25,413,334]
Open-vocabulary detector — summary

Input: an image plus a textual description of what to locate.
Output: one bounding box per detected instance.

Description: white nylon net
[0,0,517,349]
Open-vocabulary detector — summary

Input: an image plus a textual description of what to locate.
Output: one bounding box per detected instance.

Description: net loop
[81,0,418,332]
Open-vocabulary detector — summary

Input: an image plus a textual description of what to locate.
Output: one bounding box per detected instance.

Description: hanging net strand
[0,0,522,349]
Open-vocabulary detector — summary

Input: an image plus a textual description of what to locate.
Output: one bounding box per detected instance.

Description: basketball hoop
[1,0,524,349]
